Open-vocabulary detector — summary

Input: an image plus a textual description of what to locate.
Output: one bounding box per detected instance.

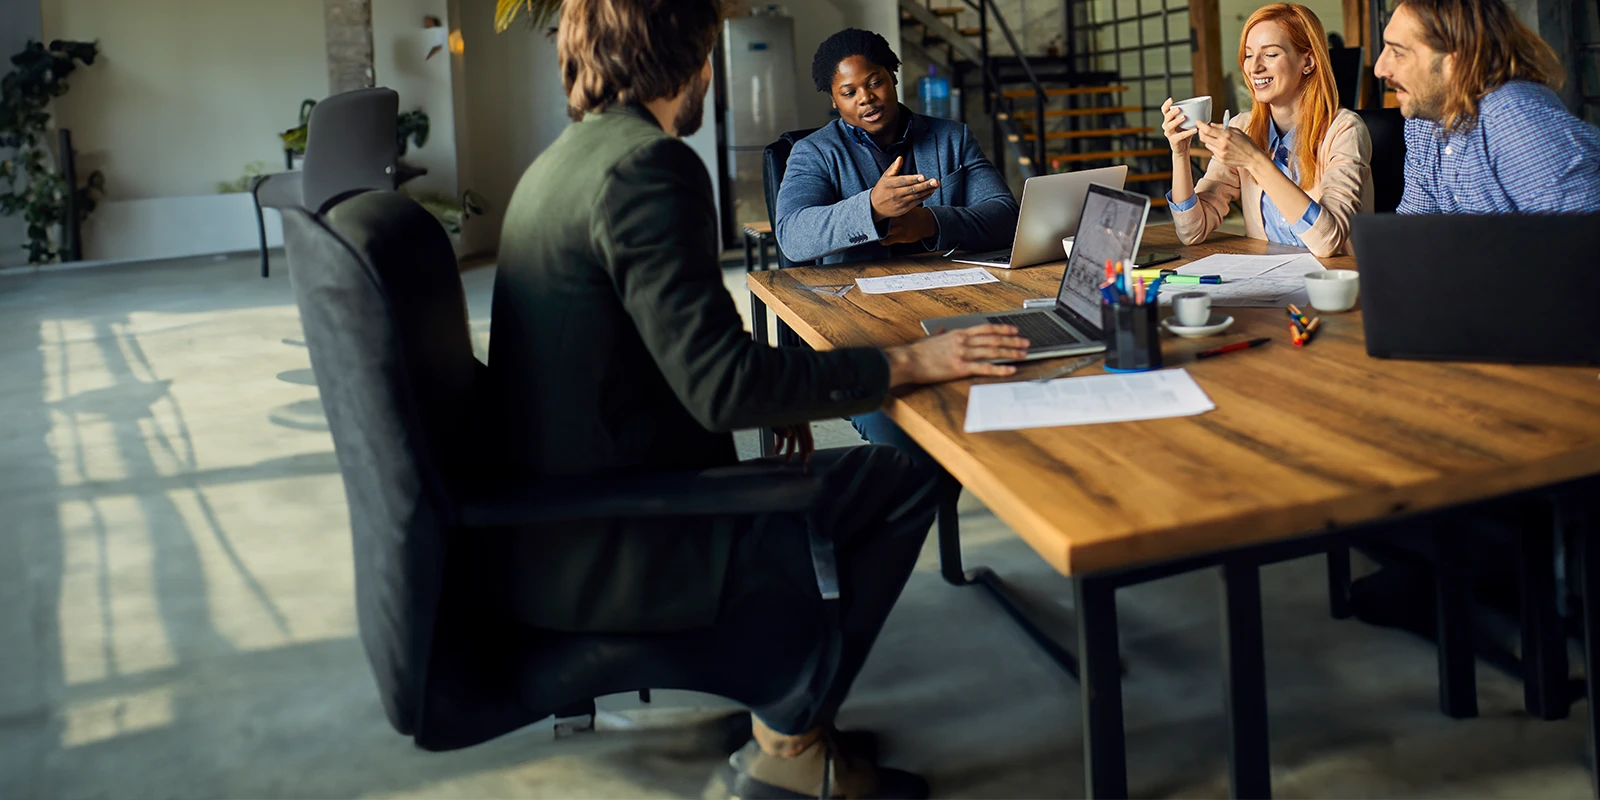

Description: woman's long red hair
[1238,3,1339,189]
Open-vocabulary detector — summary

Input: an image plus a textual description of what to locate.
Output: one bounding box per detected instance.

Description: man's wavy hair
[1396,0,1562,132]
[559,0,726,122]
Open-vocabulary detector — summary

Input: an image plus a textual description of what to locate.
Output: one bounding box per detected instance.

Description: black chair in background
[1357,107,1407,213]
[279,188,834,752]
[1329,46,1366,110]
[758,127,819,350]
[253,88,402,279]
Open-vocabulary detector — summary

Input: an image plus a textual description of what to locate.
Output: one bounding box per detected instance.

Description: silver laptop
[951,166,1127,269]
[921,183,1152,362]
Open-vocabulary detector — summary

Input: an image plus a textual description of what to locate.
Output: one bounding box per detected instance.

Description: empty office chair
[279,188,845,752]
[253,88,402,278]
[1357,107,1407,213]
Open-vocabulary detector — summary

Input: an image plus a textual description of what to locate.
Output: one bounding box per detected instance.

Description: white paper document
[855,267,998,295]
[1163,254,1326,307]
[964,368,1216,433]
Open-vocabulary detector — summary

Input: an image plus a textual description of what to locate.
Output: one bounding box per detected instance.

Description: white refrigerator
[722,13,800,229]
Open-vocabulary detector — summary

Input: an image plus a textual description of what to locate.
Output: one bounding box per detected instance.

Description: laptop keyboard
[986,313,1085,348]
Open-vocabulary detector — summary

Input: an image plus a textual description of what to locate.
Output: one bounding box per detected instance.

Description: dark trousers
[517,445,939,733]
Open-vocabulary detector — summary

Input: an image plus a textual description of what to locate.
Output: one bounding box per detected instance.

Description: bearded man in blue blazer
[775,28,1019,464]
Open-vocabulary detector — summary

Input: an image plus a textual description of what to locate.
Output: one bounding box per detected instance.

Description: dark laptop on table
[1351,213,1600,365]
[920,183,1151,362]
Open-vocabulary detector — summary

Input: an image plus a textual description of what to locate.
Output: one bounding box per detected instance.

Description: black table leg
[253,188,270,278]
[1576,495,1600,797]
[1076,576,1127,799]
[1520,501,1570,720]
[1221,563,1272,799]
[937,486,1081,677]
[1327,546,1353,619]
[1434,531,1479,719]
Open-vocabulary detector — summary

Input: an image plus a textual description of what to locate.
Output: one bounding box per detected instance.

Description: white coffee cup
[1172,96,1213,130]
[1173,292,1212,327]
[1303,269,1360,312]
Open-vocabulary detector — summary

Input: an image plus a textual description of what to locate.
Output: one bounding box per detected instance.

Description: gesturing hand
[885,324,1031,387]
[1160,97,1198,155]
[880,207,938,246]
[773,423,815,469]
[870,156,939,222]
[1196,120,1269,174]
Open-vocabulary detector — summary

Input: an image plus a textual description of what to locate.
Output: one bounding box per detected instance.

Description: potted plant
[0,39,104,265]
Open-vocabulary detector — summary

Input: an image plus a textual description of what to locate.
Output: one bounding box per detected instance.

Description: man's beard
[673,71,709,136]
[1398,56,1447,121]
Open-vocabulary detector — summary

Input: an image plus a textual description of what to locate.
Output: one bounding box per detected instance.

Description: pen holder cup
[1101,302,1162,373]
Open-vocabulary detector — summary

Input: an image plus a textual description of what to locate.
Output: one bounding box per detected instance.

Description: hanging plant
[0,39,104,265]
[493,0,563,33]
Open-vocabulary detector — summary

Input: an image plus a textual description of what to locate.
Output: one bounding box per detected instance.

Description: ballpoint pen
[1031,354,1102,382]
[1197,337,1270,359]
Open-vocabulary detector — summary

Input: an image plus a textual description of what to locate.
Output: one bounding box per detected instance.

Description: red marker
[1197,337,1272,359]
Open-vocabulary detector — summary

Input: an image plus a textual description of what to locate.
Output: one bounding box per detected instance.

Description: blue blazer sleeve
[925,126,1018,253]
[774,139,883,263]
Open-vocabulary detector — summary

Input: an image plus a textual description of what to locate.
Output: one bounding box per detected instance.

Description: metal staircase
[899,0,1186,207]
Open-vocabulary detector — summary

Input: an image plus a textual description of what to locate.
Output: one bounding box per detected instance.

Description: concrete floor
[0,250,1593,798]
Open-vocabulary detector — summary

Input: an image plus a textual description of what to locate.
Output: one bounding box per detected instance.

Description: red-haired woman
[1162,3,1372,258]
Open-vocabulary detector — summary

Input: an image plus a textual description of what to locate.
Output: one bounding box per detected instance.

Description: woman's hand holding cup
[1161,97,1199,155]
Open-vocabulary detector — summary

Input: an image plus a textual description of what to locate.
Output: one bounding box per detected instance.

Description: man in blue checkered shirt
[1374,0,1600,214]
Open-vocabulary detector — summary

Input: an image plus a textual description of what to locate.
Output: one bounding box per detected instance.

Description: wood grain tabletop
[749,226,1600,576]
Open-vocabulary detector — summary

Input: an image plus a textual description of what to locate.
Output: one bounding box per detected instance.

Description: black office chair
[757,127,820,350]
[254,88,402,279]
[1357,107,1407,213]
[279,188,835,752]
[1329,47,1366,110]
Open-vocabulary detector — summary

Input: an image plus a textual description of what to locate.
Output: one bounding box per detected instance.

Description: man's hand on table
[870,156,939,222]
[885,324,1029,387]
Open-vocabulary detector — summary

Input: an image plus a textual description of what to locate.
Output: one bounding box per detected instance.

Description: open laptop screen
[1056,183,1150,326]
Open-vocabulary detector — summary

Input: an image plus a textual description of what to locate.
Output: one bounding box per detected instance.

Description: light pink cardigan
[1171,108,1373,258]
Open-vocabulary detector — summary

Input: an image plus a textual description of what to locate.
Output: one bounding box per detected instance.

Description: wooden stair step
[959,26,982,36]
[1150,196,1169,208]
[1003,106,1145,119]
[1046,147,1170,164]
[1018,126,1152,141]
[1000,85,1128,98]
[930,6,965,15]
[1126,171,1174,183]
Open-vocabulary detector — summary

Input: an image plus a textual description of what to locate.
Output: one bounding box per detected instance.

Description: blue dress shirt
[1167,119,1322,247]
[1397,81,1600,214]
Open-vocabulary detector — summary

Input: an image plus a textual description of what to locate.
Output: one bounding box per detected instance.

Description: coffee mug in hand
[1303,269,1360,312]
[1173,96,1213,131]
[1173,291,1212,326]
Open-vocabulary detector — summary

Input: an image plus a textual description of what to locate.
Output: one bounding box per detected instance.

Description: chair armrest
[253,172,303,209]
[456,463,822,527]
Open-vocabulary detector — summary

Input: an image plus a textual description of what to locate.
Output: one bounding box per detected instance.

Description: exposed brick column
[325,0,376,95]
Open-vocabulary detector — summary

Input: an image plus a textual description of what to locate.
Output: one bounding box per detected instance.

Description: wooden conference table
[748,227,1600,798]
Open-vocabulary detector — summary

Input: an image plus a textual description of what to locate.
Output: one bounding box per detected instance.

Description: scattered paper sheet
[1162,254,1326,308]
[964,368,1216,433]
[1175,253,1302,280]
[855,267,998,295]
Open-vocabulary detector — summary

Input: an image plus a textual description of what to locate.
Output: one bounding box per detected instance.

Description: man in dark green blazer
[487,1,1029,796]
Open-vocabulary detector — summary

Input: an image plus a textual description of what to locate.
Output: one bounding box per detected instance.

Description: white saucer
[1161,314,1235,338]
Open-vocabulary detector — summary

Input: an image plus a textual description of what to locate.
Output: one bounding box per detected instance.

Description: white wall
[42,0,329,201]
[373,0,459,198]
[447,0,570,257]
